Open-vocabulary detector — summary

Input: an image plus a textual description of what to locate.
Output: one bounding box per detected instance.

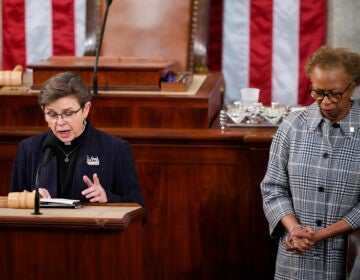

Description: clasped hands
[38,173,108,203]
[285,225,316,254]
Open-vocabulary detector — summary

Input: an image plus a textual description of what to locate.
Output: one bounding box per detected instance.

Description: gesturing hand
[82,173,108,203]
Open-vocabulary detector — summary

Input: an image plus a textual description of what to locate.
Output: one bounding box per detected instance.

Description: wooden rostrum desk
[0,126,278,280]
[0,71,280,279]
[0,203,146,280]
[0,72,224,129]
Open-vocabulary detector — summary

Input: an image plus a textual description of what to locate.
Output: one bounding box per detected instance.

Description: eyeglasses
[309,83,353,103]
[45,107,83,121]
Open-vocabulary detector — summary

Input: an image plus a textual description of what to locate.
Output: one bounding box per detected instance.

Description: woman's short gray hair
[38,71,92,108]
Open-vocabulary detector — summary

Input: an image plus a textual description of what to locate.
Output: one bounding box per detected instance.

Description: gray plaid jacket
[261,101,360,280]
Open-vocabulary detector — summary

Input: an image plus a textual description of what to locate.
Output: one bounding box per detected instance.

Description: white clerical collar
[64,120,87,146]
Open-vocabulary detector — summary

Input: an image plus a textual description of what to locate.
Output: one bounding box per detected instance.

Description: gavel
[0,192,35,208]
[0,65,23,86]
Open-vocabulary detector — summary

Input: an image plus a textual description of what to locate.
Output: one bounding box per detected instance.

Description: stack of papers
[40,198,82,208]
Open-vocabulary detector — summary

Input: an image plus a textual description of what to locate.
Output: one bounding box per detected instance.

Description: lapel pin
[86,155,100,166]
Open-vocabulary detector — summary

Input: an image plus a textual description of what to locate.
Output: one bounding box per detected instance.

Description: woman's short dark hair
[305,46,360,86]
[38,71,92,108]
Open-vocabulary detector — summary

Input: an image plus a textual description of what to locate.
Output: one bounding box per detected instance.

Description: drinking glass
[240,88,260,108]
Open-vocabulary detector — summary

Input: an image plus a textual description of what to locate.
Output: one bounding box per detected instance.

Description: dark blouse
[54,124,88,198]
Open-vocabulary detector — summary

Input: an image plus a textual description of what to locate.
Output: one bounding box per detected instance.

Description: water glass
[240,88,260,108]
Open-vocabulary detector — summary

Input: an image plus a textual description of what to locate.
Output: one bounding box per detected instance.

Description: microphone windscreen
[41,134,57,163]
[41,134,57,152]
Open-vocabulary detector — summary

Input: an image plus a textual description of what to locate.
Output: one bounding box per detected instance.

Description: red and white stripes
[222,0,326,105]
[2,0,85,70]
[2,0,326,105]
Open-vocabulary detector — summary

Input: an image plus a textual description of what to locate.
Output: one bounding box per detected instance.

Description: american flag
[2,0,326,106]
[2,0,86,69]
[222,0,326,106]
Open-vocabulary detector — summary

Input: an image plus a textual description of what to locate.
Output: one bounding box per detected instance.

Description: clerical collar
[64,120,87,146]
[56,120,88,153]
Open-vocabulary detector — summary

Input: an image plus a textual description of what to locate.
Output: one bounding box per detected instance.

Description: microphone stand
[32,147,53,215]
[93,0,113,95]
[32,163,44,215]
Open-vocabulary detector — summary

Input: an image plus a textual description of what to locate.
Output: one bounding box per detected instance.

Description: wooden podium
[0,204,146,280]
[27,56,176,91]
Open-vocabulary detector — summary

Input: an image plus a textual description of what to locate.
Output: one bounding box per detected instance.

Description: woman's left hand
[38,188,52,199]
[82,173,108,203]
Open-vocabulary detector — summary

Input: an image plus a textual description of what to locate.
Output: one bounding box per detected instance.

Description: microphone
[93,0,113,95]
[40,134,57,164]
[32,137,55,215]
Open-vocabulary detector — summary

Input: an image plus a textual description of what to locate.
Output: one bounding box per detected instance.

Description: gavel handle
[0,196,8,208]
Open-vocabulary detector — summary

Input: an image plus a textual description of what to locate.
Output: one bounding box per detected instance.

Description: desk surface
[0,203,145,231]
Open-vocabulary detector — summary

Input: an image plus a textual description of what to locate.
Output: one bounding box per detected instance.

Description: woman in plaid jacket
[261,46,360,280]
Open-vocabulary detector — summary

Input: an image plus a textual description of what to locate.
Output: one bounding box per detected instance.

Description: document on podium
[40,198,82,208]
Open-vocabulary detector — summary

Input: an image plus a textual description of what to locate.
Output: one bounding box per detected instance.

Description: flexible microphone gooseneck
[32,138,55,215]
[93,0,113,95]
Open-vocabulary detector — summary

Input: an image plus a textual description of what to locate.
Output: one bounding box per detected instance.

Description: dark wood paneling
[0,206,145,280]
[0,69,275,279]
[0,127,277,279]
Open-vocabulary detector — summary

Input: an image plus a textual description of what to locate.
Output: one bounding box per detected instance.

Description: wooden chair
[84,0,210,72]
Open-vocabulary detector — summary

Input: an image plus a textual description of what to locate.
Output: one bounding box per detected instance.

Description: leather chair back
[84,0,210,72]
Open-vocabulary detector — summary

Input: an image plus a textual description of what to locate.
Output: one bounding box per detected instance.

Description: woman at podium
[9,71,144,206]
